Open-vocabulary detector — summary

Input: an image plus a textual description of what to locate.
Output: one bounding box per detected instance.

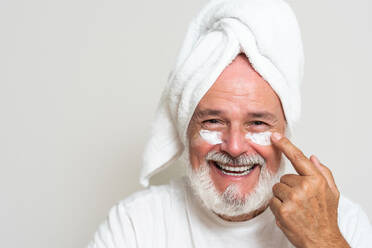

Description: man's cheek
[190,130,217,152]
[248,142,278,165]
[262,148,283,174]
[189,140,214,169]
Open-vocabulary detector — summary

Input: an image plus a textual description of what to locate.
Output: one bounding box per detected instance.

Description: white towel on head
[140,0,304,187]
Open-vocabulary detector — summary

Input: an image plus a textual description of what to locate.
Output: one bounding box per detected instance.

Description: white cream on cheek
[245,131,272,146]
[199,129,222,145]
[199,129,272,146]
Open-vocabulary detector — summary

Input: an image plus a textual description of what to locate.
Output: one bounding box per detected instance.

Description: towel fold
[140,0,304,187]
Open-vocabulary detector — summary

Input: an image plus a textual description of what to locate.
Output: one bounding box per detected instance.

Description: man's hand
[269,132,350,248]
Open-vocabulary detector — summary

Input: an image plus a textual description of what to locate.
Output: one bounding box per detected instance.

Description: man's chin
[187,160,286,219]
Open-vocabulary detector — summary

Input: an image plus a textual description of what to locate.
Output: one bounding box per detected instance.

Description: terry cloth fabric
[140,0,304,187]
[87,178,372,248]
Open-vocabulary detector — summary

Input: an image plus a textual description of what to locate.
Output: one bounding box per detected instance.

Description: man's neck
[216,205,268,222]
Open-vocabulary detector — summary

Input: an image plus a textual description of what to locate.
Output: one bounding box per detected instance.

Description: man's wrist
[303,231,350,248]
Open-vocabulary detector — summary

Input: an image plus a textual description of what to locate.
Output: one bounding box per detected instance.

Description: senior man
[87,0,372,247]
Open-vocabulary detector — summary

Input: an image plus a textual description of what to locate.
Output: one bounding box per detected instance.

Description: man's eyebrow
[195,109,278,121]
[247,111,278,121]
[195,108,224,118]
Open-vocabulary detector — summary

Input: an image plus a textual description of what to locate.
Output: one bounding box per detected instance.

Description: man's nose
[220,126,251,158]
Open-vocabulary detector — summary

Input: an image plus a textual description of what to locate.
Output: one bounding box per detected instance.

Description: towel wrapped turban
[140,0,304,187]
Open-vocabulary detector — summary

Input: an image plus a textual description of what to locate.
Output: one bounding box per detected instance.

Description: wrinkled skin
[187,54,286,203]
[270,133,350,248]
[187,54,350,247]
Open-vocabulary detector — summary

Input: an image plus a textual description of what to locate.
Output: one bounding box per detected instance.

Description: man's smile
[208,160,262,177]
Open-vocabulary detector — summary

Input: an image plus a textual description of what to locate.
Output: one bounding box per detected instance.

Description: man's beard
[184,150,285,218]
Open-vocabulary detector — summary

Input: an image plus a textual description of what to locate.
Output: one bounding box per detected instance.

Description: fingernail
[271,132,282,141]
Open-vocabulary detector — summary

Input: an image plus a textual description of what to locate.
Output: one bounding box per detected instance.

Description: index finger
[270,132,319,176]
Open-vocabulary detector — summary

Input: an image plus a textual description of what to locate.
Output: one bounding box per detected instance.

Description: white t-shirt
[87,177,372,248]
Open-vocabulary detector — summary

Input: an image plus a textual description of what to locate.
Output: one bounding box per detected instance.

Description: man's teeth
[214,162,258,176]
[216,162,255,172]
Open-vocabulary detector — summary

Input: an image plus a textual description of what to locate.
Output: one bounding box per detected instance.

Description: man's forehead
[201,54,278,100]
[193,54,284,123]
[216,54,260,82]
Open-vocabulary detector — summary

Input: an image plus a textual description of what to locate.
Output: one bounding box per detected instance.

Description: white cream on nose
[245,131,272,146]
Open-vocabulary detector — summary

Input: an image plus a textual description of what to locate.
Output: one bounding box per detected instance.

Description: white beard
[183,151,286,218]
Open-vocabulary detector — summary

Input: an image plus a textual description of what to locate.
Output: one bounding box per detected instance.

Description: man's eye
[252,121,266,126]
[203,119,220,124]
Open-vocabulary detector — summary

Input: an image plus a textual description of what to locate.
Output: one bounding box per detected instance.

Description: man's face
[187,54,286,199]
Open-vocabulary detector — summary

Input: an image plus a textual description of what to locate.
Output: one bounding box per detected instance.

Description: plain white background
[1,0,371,247]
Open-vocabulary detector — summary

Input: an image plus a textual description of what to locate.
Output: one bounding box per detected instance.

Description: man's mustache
[205,150,265,166]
